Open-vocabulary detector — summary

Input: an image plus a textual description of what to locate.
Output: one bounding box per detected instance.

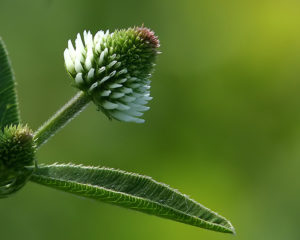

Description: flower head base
[64,26,160,123]
[0,125,35,197]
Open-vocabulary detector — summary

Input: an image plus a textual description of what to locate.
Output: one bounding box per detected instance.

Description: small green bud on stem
[0,125,35,197]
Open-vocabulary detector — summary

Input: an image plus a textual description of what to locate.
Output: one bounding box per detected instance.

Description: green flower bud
[64,26,160,123]
[0,125,35,197]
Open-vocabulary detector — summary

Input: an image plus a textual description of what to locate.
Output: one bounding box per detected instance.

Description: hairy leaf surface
[0,37,19,129]
[30,163,235,234]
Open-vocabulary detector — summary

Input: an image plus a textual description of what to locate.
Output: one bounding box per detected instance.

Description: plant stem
[33,91,91,149]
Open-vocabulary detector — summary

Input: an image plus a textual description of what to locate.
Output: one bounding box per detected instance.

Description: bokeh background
[1,0,300,239]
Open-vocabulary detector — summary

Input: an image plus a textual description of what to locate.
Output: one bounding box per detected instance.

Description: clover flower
[64,26,160,123]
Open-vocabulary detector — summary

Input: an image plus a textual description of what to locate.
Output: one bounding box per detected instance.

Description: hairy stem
[33,91,91,149]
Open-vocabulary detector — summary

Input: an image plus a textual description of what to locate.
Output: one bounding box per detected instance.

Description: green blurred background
[1,0,300,239]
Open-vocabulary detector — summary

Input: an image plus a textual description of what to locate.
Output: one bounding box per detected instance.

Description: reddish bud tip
[135,26,160,48]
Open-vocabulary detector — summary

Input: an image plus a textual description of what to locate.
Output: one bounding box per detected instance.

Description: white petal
[116,68,128,76]
[110,111,143,123]
[85,58,92,70]
[122,95,136,103]
[83,30,88,44]
[88,82,99,92]
[99,76,110,84]
[111,92,125,99]
[94,30,104,44]
[75,59,83,72]
[143,96,153,101]
[87,68,95,80]
[108,60,117,69]
[84,30,93,48]
[134,118,145,123]
[102,101,118,110]
[115,102,130,110]
[75,49,84,63]
[85,48,94,69]
[95,41,101,53]
[132,92,143,98]
[75,33,85,52]
[75,73,84,85]
[68,40,76,60]
[120,87,133,94]
[98,50,106,65]
[64,49,75,73]
[86,46,94,59]
[109,70,116,77]
[103,47,108,56]
[98,66,106,74]
[124,109,143,117]
[117,78,127,84]
[140,85,151,90]
[128,103,150,112]
[110,111,132,122]
[129,77,139,82]
[109,83,122,89]
[63,48,72,62]
[134,98,148,105]
[100,90,111,97]
[130,83,141,89]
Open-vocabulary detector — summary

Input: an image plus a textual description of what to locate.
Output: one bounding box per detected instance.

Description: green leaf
[30,163,235,234]
[0,37,20,129]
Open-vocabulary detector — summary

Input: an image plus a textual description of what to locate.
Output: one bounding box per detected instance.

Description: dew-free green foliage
[31,164,235,234]
[0,37,19,129]
[0,29,235,235]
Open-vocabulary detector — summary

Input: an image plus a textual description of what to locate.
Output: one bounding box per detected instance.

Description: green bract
[64,27,160,123]
[0,125,35,197]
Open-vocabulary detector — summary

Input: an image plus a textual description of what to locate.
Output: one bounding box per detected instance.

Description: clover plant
[0,26,235,234]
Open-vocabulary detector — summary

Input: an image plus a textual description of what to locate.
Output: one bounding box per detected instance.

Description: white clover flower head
[64,26,160,123]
